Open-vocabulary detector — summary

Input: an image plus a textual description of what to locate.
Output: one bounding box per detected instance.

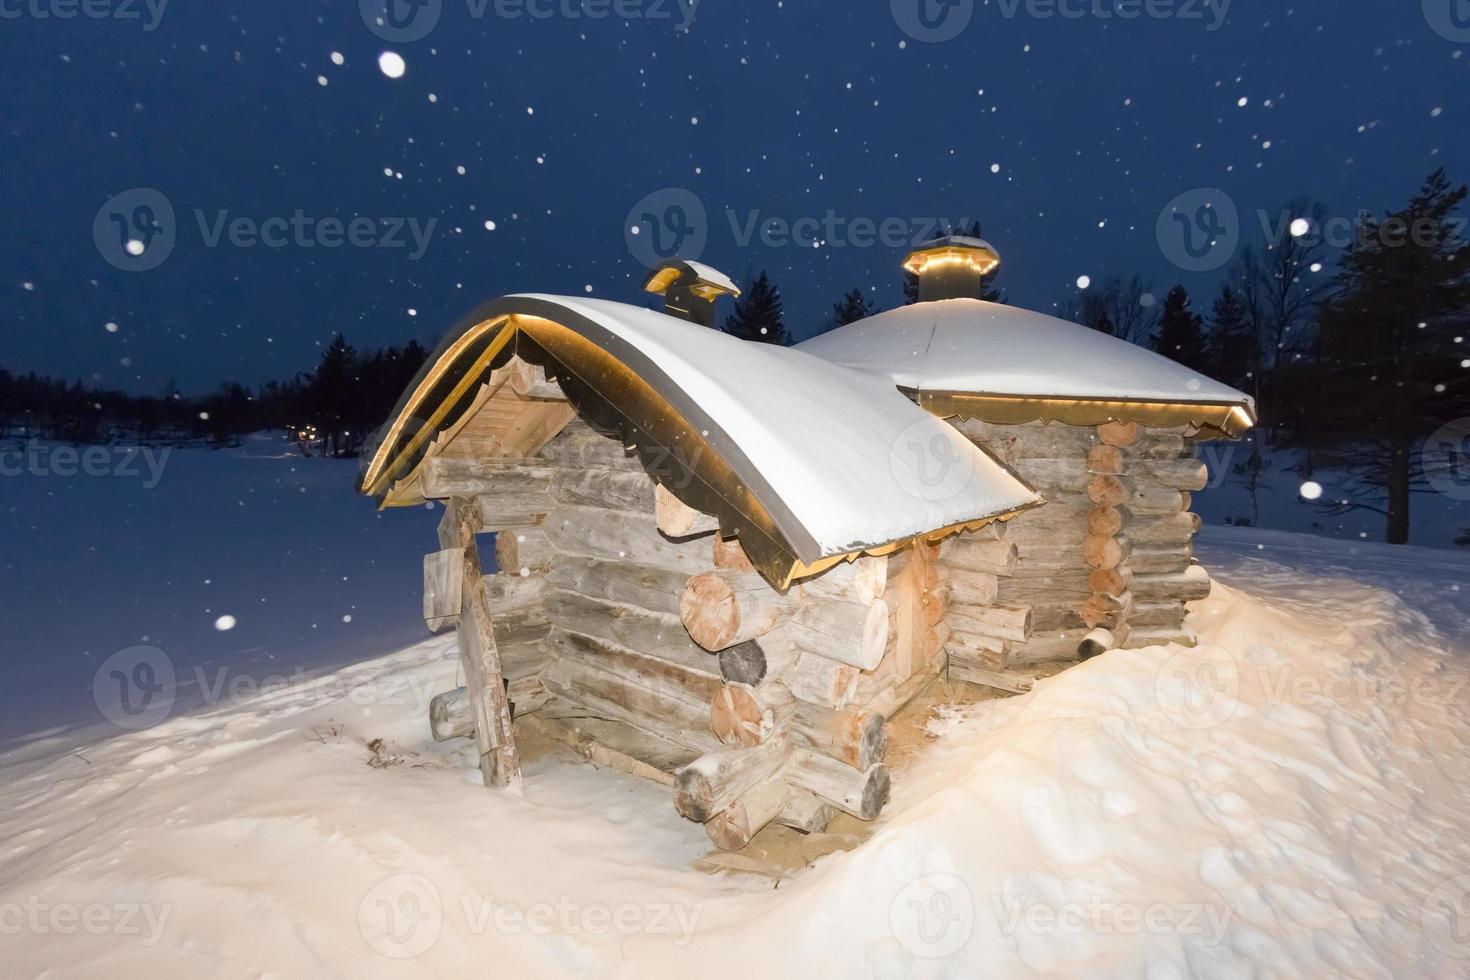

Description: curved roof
[799,299,1256,436]
[361,294,1040,586]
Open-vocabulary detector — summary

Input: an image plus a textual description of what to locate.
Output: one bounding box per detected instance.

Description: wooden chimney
[903,236,1002,302]
[643,260,741,328]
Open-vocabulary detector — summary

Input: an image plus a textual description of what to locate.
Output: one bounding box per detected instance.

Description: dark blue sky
[2,0,1466,393]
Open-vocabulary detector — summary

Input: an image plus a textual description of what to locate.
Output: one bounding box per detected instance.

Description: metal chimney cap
[902,236,1001,276]
[642,259,742,301]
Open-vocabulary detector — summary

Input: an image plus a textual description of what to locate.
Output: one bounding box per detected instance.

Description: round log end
[711,684,771,747]
[1078,628,1115,661]
[856,766,891,821]
[856,712,889,770]
[705,807,754,851]
[680,573,740,651]
[718,640,769,686]
[673,768,715,823]
[860,600,890,670]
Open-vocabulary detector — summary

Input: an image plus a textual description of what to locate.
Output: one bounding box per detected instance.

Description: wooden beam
[439,497,520,788]
[423,547,464,632]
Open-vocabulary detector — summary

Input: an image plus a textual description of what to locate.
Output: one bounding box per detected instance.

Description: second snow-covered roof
[799,298,1256,435]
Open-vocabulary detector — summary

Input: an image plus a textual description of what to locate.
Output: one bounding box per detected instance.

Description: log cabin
[358,244,1255,850]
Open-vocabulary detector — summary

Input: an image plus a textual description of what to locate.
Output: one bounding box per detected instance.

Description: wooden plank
[554,468,656,513]
[439,497,521,788]
[655,484,721,538]
[523,705,697,787]
[423,547,464,632]
[543,589,717,675]
[422,457,556,500]
[497,401,579,459]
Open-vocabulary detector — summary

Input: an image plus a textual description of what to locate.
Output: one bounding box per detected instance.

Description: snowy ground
[2,440,1470,977]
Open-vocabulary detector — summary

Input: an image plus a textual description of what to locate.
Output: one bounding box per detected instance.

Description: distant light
[1290,218,1310,237]
[484,219,496,231]
[198,411,210,420]
[125,240,145,256]
[1140,292,1156,308]
[1300,481,1323,500]
[330,51,345,66]
[1237,96,1248,107]
[377,51,406,79]
[1310,262,1323,273]
[104,322,119,333]
[214,615,237,631]
[456,165,466,175]
[407,308,417,317]
[1076,275,1092,290]
[526,106,535,115]
[585,284,594,293]
[316,75,328,87]
[990,163,1001,174]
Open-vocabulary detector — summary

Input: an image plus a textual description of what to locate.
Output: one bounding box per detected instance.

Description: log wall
[941,419,1212,692]
[418,382,1220,850]
[424,414,940,850]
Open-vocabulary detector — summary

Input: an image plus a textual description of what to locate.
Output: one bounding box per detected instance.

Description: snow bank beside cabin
[2,533,1469,977]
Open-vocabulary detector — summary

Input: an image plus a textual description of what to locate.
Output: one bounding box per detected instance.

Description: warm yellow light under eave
[902,247,1001,277]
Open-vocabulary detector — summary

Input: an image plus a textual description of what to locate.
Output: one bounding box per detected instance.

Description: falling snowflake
[378,51,406,79]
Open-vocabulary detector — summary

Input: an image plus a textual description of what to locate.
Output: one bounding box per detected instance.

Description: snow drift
[2,529,1469,977]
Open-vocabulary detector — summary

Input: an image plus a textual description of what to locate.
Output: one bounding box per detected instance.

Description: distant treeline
[5,172,1468,544]
[0,336,428,457]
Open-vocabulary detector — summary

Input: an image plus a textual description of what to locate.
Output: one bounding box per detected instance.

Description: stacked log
[1113,427,1209,650]
[422,419,917,849]
[674,544,928,846]
[943,420,1099,678]
[941,419,1216,688]
[1079,420,1139,655]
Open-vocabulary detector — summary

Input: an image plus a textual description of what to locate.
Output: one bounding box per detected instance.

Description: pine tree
[830,288,877,329]
[1287,168,1470,544]
[1206,284,1253,389]
[722,272,791,345]
[1154,286,1209,372]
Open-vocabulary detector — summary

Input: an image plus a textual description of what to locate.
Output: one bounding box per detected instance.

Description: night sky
[2,0,1466,393]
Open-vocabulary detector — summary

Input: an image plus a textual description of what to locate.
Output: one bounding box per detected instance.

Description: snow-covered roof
[678,261,740,296]
[798,298,1256,435]
[363,294,1040,585]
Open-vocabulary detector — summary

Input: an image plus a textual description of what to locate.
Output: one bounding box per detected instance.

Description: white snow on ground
[2,444,1469,977]
[0,432,438,746]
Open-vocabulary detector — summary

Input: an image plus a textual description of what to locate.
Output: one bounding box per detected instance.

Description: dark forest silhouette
[5,171,1467,543]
